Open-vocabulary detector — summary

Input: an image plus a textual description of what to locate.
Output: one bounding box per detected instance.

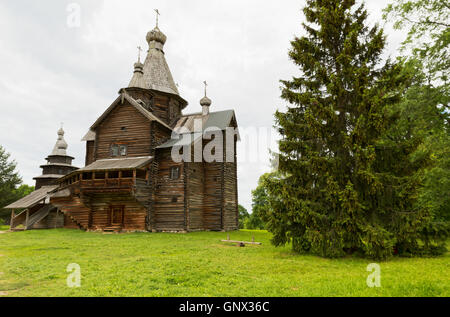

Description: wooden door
[111,206,124,225]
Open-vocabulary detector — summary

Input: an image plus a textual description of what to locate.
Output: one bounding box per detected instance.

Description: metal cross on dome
[137,46,143,62]
[203,80,208,97]
[154,9,160,27]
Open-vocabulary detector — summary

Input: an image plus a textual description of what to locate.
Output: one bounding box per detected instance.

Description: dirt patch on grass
[0,291,8,296]
[0,231,6,234]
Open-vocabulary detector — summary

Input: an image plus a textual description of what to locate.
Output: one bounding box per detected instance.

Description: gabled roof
[157,110,239,149]
[174,110,238,134]
[83,92,172,141]
[81,129,95,142]
[4,185,58,209]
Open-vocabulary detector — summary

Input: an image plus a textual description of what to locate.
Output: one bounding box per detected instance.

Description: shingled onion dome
[136,26,179,95]
[146,26,167,51]
[200,95,212,116]
[128,60,145,89]
[52,127,68,156]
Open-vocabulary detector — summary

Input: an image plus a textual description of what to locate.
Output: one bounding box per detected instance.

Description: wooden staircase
[51,196,91,231]
[10,205,53,231]
[25,205,53,230]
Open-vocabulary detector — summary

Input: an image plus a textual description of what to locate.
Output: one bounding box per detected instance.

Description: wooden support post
[133,169,137,184]
[118,171,122,187]
[10,210,15,228]
[25,210,29,230]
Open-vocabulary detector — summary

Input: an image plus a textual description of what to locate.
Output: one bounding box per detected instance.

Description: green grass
[0,229,448,297]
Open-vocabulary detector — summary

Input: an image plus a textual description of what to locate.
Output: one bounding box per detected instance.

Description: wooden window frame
[111,144,119,157]
[170,166,180,180]
[119,145,127,156]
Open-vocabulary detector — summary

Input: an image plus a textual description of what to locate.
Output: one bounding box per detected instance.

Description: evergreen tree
[0,146,33,224]
[266,0,441,259]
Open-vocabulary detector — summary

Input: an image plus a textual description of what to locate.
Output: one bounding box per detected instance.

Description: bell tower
[33,126,78,189]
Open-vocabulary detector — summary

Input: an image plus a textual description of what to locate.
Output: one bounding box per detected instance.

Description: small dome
[133,61,144,73]
[200,96,212,107]
[51,127,68,155]
[146,27,167,45]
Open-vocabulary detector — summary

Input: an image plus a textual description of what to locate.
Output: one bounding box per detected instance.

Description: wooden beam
[25,210,29,230]
[10,210,15,228]
[221,239,262,245]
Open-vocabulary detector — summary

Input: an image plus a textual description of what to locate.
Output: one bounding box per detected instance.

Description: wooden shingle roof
[78,156,153,172]
[4,185,58,209]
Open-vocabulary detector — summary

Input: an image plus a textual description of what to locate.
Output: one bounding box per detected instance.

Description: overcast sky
[0,0,404,211]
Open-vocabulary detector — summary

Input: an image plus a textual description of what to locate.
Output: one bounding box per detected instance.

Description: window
[170,166,180,180]
[171,196,178,203]
[111,144,127,157]
[111,144,119,157]
[119,145,127,156]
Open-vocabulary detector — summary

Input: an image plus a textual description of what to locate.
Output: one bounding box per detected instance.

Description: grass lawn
[0,228,448,297]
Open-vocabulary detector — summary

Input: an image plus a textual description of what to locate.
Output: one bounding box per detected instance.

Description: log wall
[85,141,95,165]
[95,102,152,160]
[154,149,186,231]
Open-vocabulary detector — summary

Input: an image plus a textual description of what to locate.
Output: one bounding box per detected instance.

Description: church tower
[125,24,188,126]
[33,127,78,189]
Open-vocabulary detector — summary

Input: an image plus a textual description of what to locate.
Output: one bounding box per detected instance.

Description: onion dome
[52,127,68,156]
[200,95,212,107]
[133,61,144,74]
[128,60,146,89]
[146,26,167,46]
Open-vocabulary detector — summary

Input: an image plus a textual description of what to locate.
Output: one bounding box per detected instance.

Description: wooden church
[6,23,239,233]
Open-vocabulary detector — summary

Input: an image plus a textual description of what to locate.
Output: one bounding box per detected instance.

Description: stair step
[10,228,25,232]
[103,226,122,233]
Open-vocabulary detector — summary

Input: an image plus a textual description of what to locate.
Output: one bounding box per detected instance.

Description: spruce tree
[266,0,439,259]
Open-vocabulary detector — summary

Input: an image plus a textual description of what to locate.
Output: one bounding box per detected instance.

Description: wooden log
[10,210,15,228]
[25,210,29,230]
[220,239,262,245]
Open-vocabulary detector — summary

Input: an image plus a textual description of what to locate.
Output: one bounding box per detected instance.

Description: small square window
[111,144,119,157]
[119,145,127,156]
[171,196,178,203]
[170,166,180,180]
